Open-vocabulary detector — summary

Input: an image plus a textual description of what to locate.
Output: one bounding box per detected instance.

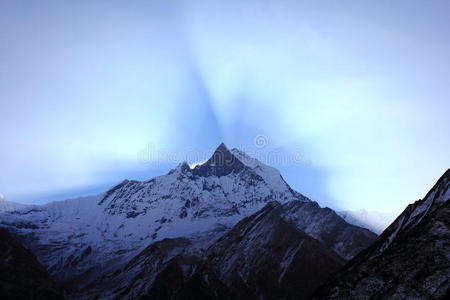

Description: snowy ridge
[230,148,295,193]
[311,168,450,299]
[0,197,34,212]
[375,169,450,254]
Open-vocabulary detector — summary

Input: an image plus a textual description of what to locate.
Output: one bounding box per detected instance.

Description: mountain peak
[192,143,245,177]
[215,142,229,152]
[209,142,232,164]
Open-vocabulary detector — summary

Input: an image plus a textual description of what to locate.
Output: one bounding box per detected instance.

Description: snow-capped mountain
[312,168,450,299]
[98,143,308,231]
[0,143,380,299]
[338,209,396,234]
[0,144,310,289]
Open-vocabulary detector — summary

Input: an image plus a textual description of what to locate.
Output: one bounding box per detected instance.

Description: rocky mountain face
[0,144,377,299]
[79,200,375,300]
[311,169,450,300]
[76,225,230,299]
[194,201,346,300]
[0,228,64,300]
[279,201,375,259]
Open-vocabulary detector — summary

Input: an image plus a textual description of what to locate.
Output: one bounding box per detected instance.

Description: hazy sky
[1,0,449,213]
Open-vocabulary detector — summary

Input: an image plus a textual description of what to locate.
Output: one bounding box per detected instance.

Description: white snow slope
[0,196,34,212]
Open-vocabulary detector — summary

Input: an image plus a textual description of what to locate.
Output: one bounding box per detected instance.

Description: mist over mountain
[338,209,397,234]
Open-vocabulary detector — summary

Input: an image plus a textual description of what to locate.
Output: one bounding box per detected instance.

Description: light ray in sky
[1,0,449,213]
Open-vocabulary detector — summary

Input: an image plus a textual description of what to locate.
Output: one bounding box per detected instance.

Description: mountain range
[0,144,448,299]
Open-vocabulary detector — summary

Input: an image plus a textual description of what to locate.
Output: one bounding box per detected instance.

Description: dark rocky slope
[78,199,376,299]
[144,202,346,300]
[311,169,450,300]
[0,227,64,300]
[280,200,375,259]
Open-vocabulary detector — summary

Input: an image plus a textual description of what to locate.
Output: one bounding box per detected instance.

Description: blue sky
[1,0,449,213]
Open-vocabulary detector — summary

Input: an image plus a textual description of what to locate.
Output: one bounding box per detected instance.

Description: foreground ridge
[0,228,64,300]
[311,169,450,300]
